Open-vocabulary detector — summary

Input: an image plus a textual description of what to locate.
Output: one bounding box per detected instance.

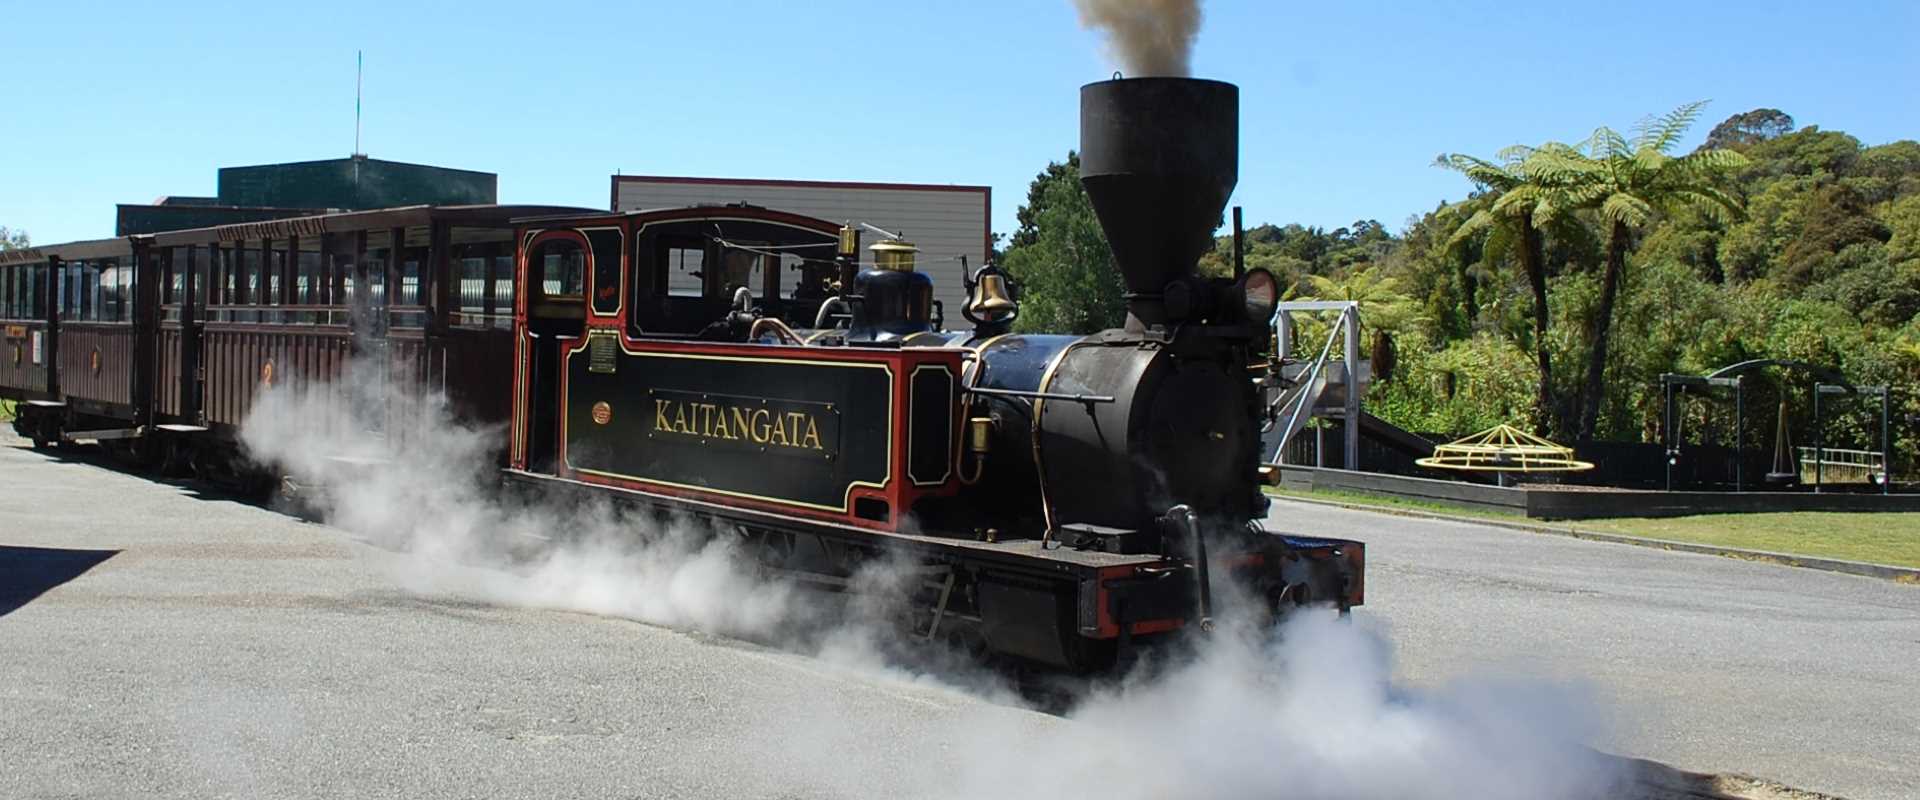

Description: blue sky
[6,0,1917,246]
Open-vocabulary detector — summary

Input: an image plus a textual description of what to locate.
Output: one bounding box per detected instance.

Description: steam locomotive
[3,77,1363,671]
[506,77,1363,669]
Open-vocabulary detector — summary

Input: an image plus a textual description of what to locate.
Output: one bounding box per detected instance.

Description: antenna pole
[354,50,364,157]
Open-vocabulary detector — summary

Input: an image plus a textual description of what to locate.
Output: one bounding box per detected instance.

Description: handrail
[1268,305,1354,462]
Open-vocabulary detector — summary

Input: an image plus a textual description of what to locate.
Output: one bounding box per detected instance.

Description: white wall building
[610,175,991,323]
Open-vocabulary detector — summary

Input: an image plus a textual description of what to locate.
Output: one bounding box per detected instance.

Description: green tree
[0,226,26,251]
[1304,265,1416,330]
[1702,108,1794,151]
[1527,102,1748,442]
[1436,147,1563,434]
[1777,183,1891,286]
[999,153,1125,333]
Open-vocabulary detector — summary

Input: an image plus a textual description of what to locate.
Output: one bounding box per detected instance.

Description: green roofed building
[216,155,495,210]
[115,155,497,235]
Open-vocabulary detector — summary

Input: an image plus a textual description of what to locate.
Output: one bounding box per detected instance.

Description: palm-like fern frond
[1436,152,1523,192]
[1633,100,1710,154]
[1599,193,1655,227]
[1444,208,1498,251]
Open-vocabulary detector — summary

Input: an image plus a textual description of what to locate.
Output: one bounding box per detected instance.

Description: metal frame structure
[1659,373,1745,492]
[1414,424,1592,486]
[1659,360,1897,494]
[1812,383,1893,494]
[1269,299,1360,470]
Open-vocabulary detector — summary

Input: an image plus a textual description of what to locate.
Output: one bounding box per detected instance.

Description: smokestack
[1079,77,1237,330]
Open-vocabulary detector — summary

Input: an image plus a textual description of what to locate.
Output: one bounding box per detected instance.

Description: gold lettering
[768,411,790,446]
[751,409,772,443]
[730,407,751,441]
[649,397,829,453]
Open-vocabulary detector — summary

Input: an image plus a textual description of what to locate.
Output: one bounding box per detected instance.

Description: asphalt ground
[1270,496,1920,800]
[1,432,1914,799]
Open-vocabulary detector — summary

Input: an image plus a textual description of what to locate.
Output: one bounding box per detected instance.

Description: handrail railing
[1266,304,1356,464]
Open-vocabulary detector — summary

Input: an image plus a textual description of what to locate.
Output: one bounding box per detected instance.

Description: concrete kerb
[1271,492,1920,585]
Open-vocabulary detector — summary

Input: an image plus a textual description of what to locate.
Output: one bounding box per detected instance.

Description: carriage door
[519,232,587,473]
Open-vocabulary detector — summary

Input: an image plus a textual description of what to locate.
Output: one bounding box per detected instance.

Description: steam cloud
[940,614,1628,800]
[1074,0,1204,77]
[239,365,1630,800]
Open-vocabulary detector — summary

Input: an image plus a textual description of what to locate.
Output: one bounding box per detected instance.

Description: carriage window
[398,250,420,306]
[450,226,514,328]
[165,248,182,305]
[297,240,321,306]
[98,260,126,322]
[265,241,286,307]
[392,227,430,328]
[33,264,47,318]
[67,261,90,319]
[364,229,390,309]
[331,241,355,310]
[239,244,261,307]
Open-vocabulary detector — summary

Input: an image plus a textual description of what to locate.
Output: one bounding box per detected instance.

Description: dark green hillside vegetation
[999,107,1920,476]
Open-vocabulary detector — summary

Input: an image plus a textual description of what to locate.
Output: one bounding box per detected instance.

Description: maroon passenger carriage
[4,204,593,469]
[3,237,152,448]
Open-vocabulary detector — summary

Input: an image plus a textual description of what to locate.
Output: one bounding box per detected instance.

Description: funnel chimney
[1079,78,1237,330]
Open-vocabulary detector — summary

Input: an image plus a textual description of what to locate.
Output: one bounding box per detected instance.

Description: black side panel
[908,365,954,486]
[564,345,892,512]
[587,229,623,317]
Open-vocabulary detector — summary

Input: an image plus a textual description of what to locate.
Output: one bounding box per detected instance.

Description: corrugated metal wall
[0,323,51,397]
[613,178,989,323]
[55,323,135,407]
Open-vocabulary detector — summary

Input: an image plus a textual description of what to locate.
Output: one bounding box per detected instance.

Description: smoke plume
[239,366,1629,800]
[1074,0,1203,77]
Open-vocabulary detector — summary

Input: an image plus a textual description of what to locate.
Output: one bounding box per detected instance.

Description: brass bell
[969,273,1017,317]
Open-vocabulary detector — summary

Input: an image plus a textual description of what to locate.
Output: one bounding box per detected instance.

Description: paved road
[2,433,1915,799]
[1269,497,1920,800]
[0,439,1056,800]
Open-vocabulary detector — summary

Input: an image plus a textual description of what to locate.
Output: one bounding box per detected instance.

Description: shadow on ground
[0,545,119,617]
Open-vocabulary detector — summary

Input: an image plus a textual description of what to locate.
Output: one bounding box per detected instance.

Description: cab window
[663,238,705,298]
[527,236,586,321]
[532,238,585,299]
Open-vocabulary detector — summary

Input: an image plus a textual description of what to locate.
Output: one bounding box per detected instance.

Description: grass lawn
[0,398,14,422]
[1268,486,1528,523]
[1583,513,1920,570]
[1267,486,1920,570]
